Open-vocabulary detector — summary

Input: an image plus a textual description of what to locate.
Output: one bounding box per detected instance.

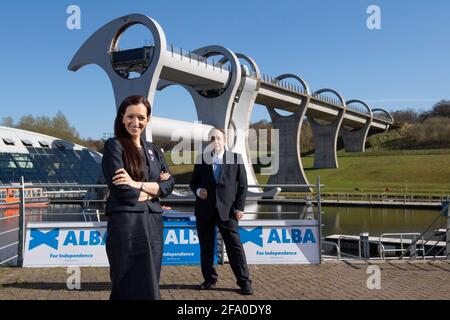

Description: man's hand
[197,188,208,200]
[235,210,244,220]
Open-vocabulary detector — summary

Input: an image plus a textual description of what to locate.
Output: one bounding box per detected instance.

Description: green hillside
[166,149,450,195]
[300,149,450,194]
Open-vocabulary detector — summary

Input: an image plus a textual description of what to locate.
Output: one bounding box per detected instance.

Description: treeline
[380,100,450,149]
[251,100,450,152]
[3,100,449,154]
[1,113,104,152]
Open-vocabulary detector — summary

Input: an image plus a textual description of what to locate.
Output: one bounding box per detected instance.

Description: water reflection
[322,206,443,237]
[1,204,443,237]
[169,203,443,238]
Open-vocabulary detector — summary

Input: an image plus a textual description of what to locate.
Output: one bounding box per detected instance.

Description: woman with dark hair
[102,95,175,300]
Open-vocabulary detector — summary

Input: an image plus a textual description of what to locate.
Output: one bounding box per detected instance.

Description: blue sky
[1,0,449,139]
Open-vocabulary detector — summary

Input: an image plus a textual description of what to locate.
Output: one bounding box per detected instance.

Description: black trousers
[106,207,163,300]
[196,209,251,289]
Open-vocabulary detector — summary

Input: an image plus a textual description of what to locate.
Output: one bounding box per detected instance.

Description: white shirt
[212,149,224,166]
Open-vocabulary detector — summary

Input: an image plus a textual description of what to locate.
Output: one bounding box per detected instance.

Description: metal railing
[378,233,425,260]
[261,74,307,95]
[372,112,391,122]
[321,192,447,205]
[321,240,341,261]
[347,104,371,116]
[0,177,325,266]
[396,202,449,260]
[337,235,363,259]
[167,44,232,73]
[0,177,25,266]
[311,92,341,106]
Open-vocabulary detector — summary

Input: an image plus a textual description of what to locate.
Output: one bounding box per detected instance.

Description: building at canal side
[0,126,102,185]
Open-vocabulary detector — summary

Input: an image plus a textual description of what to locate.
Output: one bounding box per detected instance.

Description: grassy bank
[299,149,450,194]
[165,149,450,195]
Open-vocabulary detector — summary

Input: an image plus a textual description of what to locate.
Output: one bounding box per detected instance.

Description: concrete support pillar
[267,107,311,192]
[308,112,345,169]
[341,100,373,153]
[226,54,262,193]
[309,88,346,169]
[341,120,371,152]
[265,74,312,192]
[185,47,279,197]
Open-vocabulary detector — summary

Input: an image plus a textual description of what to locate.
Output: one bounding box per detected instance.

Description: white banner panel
[23,219,320,267]
[23,222,108,267]
[239,220,320,264]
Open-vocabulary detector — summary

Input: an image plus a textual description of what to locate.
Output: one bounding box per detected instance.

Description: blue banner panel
[162,221,217,266]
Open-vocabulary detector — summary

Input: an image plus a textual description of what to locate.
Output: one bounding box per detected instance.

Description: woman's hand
[112,168,138,189]
[160,171,171,182]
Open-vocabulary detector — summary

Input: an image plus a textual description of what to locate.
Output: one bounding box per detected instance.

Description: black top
[102,138,175,215]
[138,147,150,177]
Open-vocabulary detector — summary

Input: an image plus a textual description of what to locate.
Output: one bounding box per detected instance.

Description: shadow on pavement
[2,282,111,291]
[160,283,239,293]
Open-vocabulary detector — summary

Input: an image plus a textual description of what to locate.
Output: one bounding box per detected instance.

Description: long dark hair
[114,95,151,181]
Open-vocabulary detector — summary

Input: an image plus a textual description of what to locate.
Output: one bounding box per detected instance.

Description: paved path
[0,260,449,300]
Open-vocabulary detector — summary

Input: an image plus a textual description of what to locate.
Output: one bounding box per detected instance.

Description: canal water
[0,203,444,264]
[169,203,445,237]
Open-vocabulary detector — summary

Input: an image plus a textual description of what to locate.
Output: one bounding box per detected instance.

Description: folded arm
[111,144,175,199]
[102,140,141,206]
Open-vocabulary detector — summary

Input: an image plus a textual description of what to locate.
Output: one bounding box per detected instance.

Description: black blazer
[190,150,247,221]
[102,138,175,215]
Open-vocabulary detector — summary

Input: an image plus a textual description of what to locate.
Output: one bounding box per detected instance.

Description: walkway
[0,260,449,300]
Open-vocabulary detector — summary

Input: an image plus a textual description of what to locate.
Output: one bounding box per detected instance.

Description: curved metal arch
[346,99,373,117]
[189,45,242,132]
[372,108,394,124]
[157,79,178,91]
[313,88,346,108]
[68,14,168,113]
[68,14,167,77]
[275,73,310,95]
[235,53,261,79]
[266,106,295,119]
[201,50,233,65]
[193,45,241,93]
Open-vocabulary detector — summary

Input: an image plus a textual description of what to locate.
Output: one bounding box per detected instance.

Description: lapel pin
[148,150,155,161]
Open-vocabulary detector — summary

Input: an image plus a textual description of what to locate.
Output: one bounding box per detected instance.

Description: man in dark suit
[190,128,253,295]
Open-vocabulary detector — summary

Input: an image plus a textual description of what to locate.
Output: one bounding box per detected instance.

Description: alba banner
[23,220,215,267]
[238,220,320,264]
[23,222,109,267]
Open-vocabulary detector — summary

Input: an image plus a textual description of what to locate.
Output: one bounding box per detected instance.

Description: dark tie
[213,161,221,183]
